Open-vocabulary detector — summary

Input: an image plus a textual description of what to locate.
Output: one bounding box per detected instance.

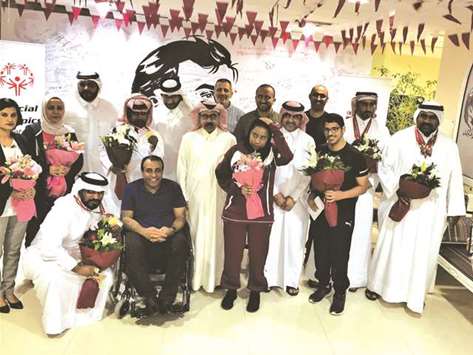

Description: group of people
[0,70,466,336]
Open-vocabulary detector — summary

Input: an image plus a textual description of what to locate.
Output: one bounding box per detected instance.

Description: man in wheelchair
[121,155,187,316]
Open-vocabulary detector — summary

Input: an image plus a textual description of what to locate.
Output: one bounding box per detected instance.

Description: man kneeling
[23,172,113,336]
[121,155,187,315]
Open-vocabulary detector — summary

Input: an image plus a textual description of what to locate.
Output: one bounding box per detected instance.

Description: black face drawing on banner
[464,88,473,131]
[195,83,215,100]
[131,36,238,104]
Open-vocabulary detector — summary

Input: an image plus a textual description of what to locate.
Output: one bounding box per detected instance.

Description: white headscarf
[41,95,69,135]
[413,101,444,123]
[71,172,108,197]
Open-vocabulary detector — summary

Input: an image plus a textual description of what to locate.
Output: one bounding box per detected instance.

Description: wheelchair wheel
[114,299,130,319]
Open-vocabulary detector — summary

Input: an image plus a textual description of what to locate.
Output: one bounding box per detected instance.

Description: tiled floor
[1,267,472,355]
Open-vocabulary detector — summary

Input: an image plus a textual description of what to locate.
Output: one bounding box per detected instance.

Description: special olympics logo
[0,63,35,96]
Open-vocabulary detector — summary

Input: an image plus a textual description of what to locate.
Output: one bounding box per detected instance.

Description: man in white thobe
[152,78,193,181]
[264,101,315,295]
[344,92,391,291]
[100,95,164,215]
[22,172,114,336]
[366,101,465,313]
[64,71,118,173]
[177,101,236,292]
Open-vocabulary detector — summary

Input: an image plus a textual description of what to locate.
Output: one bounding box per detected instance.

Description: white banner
[0,40,45,126]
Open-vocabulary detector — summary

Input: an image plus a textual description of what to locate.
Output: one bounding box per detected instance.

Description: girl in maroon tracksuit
[215,118,293,312]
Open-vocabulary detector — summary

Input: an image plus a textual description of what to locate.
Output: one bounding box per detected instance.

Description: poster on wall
[0,40,45,127]
[455,63,473,183]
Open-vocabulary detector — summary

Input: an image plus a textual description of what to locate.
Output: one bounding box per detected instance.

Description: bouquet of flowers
[300,144,318,176]
[77,214,123,309]
[310,153,349,227]
[143,129,159,150]
[101,124,138,199]
[45,133,84,198]
[232,152,265,220]
[352,136,382,173]
[0,155,42,222]
[389,161,441,222]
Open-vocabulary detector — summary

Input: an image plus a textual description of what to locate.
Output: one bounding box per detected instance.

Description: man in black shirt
[307,113,368,315]
[305,84,330,148]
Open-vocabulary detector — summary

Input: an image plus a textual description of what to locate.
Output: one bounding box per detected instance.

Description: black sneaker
[329,292,346,316]
[246,291,260,313]
[308,285,332,303]
[221,289,237,310]
[307,279,319,289]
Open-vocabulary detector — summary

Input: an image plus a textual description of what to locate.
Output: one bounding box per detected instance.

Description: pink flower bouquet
[0,155,42,222]
[232,153,265,220]
[45,134,84,198]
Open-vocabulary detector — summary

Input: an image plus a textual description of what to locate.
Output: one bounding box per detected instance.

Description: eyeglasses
[324,127,341,133]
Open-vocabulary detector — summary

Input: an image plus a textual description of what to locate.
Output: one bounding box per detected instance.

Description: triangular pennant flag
[115,0,125,13]
[341,29,347,43]
[236,0,244,16]
[370,43,378,54]
[183,7,194,21]
[462,32,470,50]
[333,0,346,18]
[323,36,333,48]
[349,28,354,41]
[224,16,236,34]
[17,4,25,17]
[184,27,192,38]
[124,10,135,26]
[409,40,415,55]
[362,22,369,36]
[398,42,403,55]
[251,35,258,45]
[176,17,185,31]
[355,1,361,14]
[268,26,278,38]
[245,24,254,37]
[272,37,279,49]
[389,15,395,29]
[390,41,396,54]
[191,22,200,34]
[417,23,425,42]
[115,19,123,31]
[313,41,322,52]
[448,34,460,47]
[238,27,246,40]
[137,21,146,34]
[254,20,264,35]
[292,39,300,50]
[431,37,438,53]
[413,1,423,11]
[261,29,269,43]
[420,39,426,54]
[91,15,100,28]
[280,20,289,33]
[356,25,363,41]
[374,0,381,12]
[161,24,169,38]
[230,32,238,44]
[443,14,462,25]
[206,30,214,39]
[198,13,208,32]
[246,11,258,26]
[376,19,383,34]
[72,6,81,20]
[215,9,224,25]
[362,36,367,49]
[214,25,223,38]
[402,26,408,44]
[44,1,56,20]
[352,42,360,54]
[390,28,397,41]
[334,42,342,53]
[381,43,386,54]
[379,31,385,44]
[281,32,291,44]
[169,9,180,19]
[67,12,75,25]
[216,1,229,22]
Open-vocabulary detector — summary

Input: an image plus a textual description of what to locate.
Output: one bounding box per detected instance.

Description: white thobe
[344,115,391,288]
[64,94,118,173]
[152,102,193,181]
[177,128,236,292]
[368,126,465,313]
[264,128,315,289]
[22,195,114,335]
[100,125,164,215]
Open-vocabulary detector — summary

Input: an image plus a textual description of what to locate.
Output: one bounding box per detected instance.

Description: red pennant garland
[313,41,322,52]
[72,6,81,20]
[224,16,236,35]
[184,27,192,38]
[374,0,381,12]
[191,22,200,34]
[323,35,334,48]
[238,27,246,40]
[91,15,100,29]
[206,30,214,39]
[115,0,125,13]
[281,32,292,44]
[272,37,279,49]
[280,20,289,33]
[230,32,238,44]
[420,39,426,54]
[376,19,383,34]
[137,21,146,34]
[334,42,342,53]
[115,19,123,31]
[268,27,278,38]
[352,42,360,54]
[214,25,223,38]
[161,24,169,37]
[292,39,300,50]
[409,40,415,55]
[254,20,264,35]
[431,37,438,53]
[246,11,257,26]
[216,2,229,24]
[448,34,460,47]
[260,29,269,43]
[417,23,425,42]
[198,14,208,32]
[402,26,408,44]
[44,0,56,20]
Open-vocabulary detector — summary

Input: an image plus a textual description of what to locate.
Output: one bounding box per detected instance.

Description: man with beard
[264,101,315,296]
[343,92,391,292]
[177,102,236,292]
[152,78,193,181]
[65,71,118,172]
[100,95,164,215]
[122,155,187,315]
[307,114,368,315]
[366,102,465,314]
[306,85,330,148]
[214,78,244,133]
[233,84,279,143]
[23,172,114,336]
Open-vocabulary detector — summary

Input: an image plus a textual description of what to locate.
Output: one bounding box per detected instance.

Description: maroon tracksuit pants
[220,221,272,292]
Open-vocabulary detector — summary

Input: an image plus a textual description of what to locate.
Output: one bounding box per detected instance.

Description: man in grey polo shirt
[213,78,244,133]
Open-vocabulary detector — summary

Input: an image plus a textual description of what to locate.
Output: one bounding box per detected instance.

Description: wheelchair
[109,225,194,318]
